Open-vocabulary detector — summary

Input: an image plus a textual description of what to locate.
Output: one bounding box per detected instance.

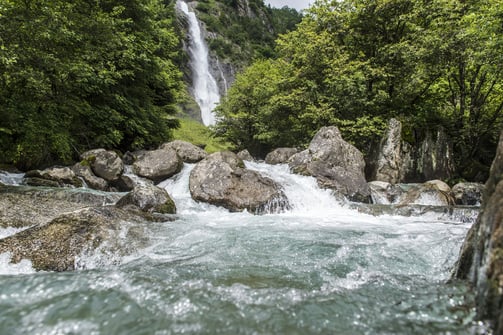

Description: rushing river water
[0,163,488,334]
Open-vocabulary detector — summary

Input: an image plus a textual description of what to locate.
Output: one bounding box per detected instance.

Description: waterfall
[177,0,220,126]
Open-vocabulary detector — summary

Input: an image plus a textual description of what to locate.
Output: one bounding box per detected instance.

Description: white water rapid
[0,162,486,334]
[178,0,220,126]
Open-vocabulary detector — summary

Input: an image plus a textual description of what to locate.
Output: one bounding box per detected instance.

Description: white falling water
[177,0,220,126]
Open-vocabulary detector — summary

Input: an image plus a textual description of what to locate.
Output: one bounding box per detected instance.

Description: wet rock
[237,149,254,162]
[350,203,479,223]
[452,182,484,206]
[160,140,207,163]
[265,148,298,165]
[81,149,124,182]
[418,127,455,181]
[72,163,109,191]
[110,175,136,192]
[116,185,176,214]
[368,181,403,204]
[189,151,289,213]
[454,131,503,334]
[288,126,370,202]
[0,207,148,272]
[397,180,454,206]
[132,148,183,183]
[24,167,83,188]
[0,185,122,228]
[122,150,147,165]
[372,118,414,184]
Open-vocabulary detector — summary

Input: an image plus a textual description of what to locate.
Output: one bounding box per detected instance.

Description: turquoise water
[0,164,486,334]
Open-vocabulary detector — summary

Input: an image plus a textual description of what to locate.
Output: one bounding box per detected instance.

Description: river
[0,162,487,334]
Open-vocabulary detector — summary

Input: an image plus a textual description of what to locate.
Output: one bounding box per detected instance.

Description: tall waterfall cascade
[177,0,220,126]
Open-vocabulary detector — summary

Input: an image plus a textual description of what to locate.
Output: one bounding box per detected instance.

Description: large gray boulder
[81,149,124,182]
[132,148,183,183]
[160,140,207,163]
[372,118,414,184]
[0,206,148,271]
[24,167,83,188]
[72,163,109,191]
[288,126,370,202]
[0,185,122,228]
[189,151,289,214]
[116,185,176,214]
[265,148,298,165]
[370,119,456,183]
[453,131,503,334]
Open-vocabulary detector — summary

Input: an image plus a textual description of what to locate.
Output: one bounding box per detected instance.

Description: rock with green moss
[72,162,109,191]
[453,131,503,334]
[0,206,149,271]
[116,185,176,214]
[80,149,124,182]
[0,185,122,228]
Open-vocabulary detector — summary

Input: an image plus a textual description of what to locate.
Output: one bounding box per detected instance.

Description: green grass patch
[173,118,234,153]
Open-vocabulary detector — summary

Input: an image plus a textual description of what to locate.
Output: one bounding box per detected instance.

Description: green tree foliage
[195,0,302,65]
[215,0,503,177]
[0,0,182,169]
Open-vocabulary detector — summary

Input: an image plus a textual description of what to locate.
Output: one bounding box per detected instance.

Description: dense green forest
[215,0,503,179]
[1,0,502,180]
[0,0,299,169]
[0,0,184,169]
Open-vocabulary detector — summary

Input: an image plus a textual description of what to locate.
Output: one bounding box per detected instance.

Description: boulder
[122,150,147,165]
[452,182,484,206]
[160,140,207,163]
[369,119,456,183]
[368,181,403,205]
[397,180,454,206]
[453,131,503,334]
[265,148,298,165]
[24,167,83,188]
[418,127,455,181]
[288,126,370,202]
[189,151,289,213]
[116,185,176,214]
[0,185,122,228]
[81,149,124,182]
[0,206,148,272]
[132,148,183,183]
[72,163,109,191]
[237,149,254,162]
[372,118,414,184]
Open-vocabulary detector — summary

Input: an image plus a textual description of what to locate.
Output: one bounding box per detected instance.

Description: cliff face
[454,131,503,334]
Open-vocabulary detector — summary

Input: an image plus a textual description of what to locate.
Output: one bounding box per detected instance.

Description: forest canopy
[0,0,183,169]
[214,0,503,179]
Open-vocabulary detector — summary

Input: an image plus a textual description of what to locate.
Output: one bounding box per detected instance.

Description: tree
[215,0,503,177]
[0,0,182,169]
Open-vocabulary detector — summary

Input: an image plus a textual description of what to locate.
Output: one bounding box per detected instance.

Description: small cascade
[177,0,220,126]
[0,171,24,186]
[158,163,228,215]
[159,161,355,217]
